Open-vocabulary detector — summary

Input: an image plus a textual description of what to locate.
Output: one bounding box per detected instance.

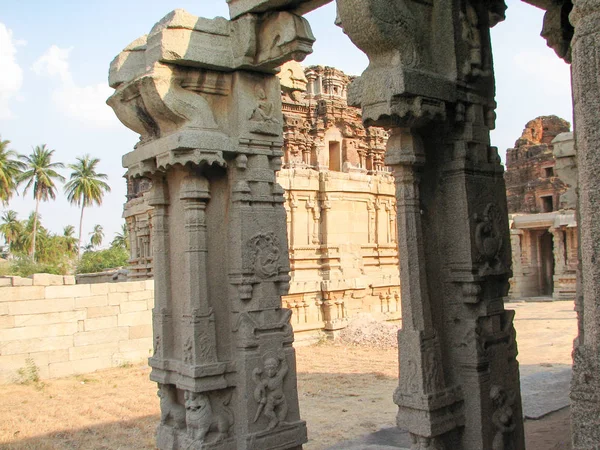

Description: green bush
[77,247,129,274]
[8,258,70,277]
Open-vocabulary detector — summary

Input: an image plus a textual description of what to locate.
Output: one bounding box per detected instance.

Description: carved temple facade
[505,117,578,299]
[123,62,400,340]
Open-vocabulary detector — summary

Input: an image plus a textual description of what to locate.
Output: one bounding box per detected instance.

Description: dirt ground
[0,300,577,450]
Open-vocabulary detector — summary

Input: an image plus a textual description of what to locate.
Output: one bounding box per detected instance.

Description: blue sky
[0,0,572,246]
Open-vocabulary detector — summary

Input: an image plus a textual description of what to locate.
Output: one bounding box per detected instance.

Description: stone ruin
[505,117,578,300]
[106,1,600,449]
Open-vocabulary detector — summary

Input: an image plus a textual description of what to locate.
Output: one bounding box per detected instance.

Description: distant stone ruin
[505,116,577,300]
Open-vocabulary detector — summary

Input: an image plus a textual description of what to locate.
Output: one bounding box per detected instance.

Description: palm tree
[18,145,65,260]
[89,224,104,248]
[0,210,22,254]
[64,155,111,256]
[0,136,25,205]
[111,222,130,250]
[63,225,78,255]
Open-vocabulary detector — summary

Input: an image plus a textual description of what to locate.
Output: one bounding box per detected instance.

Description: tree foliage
[18,145,65,260]
[111,222,129,251]
[64,155,110,255]
[77,246,129,274]
[0,137,25,205]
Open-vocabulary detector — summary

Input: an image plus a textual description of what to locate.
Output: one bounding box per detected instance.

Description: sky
[0,0,573,246]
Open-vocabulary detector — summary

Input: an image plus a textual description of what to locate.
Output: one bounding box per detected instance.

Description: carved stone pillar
[386,129,462,450]
[509,228,524,299]
[108,8,314,450]
[551,227,566,275]
[337,1,523,448]
[569,1,600,448]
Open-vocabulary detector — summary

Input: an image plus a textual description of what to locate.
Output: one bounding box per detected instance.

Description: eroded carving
[185,391,233,444]
[249,85,280,136]
[490,385,516,450]
[158,384,186,429]
[253,351,289,430]
[248,232,282,278]
[474,203,504,274]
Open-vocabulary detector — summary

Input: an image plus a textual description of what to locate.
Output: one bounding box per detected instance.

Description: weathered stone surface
[569,1,600,449]
[505,121,577,300]
[553,132,577,210]
[337,0,524,448]
[505,115,571,214]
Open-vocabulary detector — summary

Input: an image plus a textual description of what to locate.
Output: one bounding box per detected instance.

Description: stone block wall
[0,275,154,382]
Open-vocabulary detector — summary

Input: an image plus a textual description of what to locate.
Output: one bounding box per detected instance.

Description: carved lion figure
[185,391,232,444]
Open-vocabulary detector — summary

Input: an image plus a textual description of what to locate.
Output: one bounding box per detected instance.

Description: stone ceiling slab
[227,0,333,19]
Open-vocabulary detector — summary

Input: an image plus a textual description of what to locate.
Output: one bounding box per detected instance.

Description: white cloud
[0,23,24,119]
[33,45,118,129]
[32,45,72,83]
[512,50,571,89]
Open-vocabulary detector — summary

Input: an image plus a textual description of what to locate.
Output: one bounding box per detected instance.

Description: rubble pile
[338,314,399,348]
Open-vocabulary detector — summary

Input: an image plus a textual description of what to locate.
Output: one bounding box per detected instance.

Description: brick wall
[0,274,154,382]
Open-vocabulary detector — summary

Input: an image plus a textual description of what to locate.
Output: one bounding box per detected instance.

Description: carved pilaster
[386,128,463,446]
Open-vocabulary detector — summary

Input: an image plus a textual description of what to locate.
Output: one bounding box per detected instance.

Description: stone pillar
[107,8,314,450]
[551,227,566,299]
[509,228,524,299]
[569,1,600,448]
[337,1,524,449]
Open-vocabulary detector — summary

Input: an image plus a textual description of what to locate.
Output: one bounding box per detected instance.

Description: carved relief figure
[248,232,282,278]
[474,203,504,273]
[158,384,186,429]
[250,87,279,124]
[460,2,484,78]
[249,85,281,136]
[423,351,443,393]
[183,336,193,364]
[253,351,289,430]
[185,391,233,444]
[490,385,516,450]
[153,334,161,355]
[403,358,418,394]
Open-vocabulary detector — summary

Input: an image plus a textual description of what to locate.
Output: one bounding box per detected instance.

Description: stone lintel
[227,0,332,19]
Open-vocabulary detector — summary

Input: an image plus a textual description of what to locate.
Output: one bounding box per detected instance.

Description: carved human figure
[461,3,483,78]
[250,87,279,124]
[253,351,289,430]
[490,385,516,450]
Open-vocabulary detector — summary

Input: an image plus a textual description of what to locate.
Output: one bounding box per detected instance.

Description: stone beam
[227,0,333,19]
[520,0,556,10]
[108,7,314,450]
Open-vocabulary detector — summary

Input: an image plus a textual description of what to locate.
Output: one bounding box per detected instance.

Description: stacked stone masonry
[0,274,154,382]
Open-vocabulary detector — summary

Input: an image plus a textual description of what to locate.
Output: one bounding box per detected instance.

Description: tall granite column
[569,1,600,448]
[337,1,524,449]
[107,8,314,450]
